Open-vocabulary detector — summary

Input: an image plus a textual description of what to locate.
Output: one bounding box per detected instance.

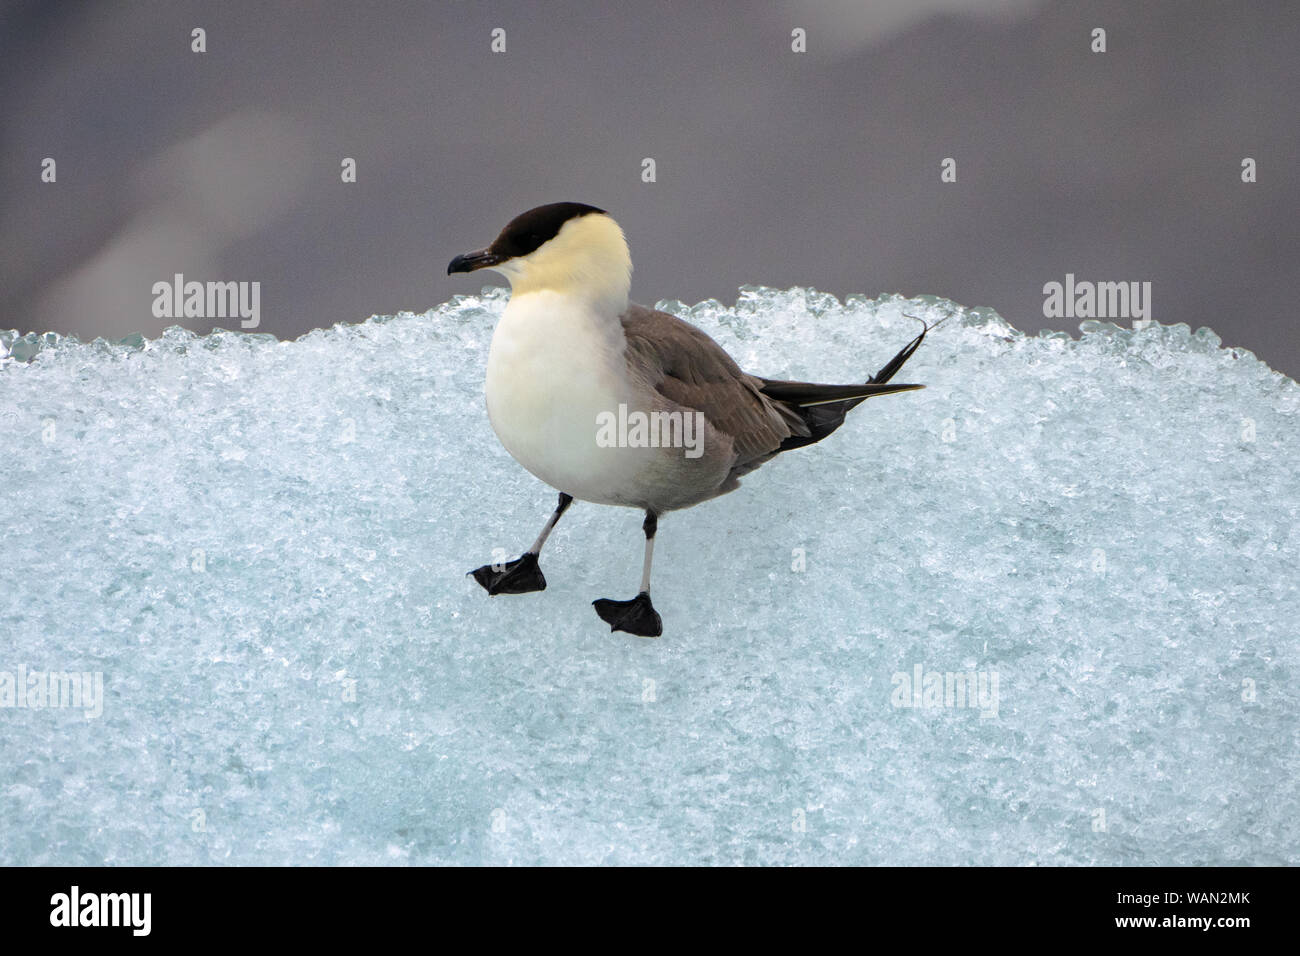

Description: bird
[448,202,936,637]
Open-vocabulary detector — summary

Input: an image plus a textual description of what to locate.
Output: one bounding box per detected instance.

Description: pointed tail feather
[758,380,923,407]
[870,314,948,385]
[760,315,941,453]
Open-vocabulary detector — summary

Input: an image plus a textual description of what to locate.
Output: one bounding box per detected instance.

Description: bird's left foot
[592,591,663,637]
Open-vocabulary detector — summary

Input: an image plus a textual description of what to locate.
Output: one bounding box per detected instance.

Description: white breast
[485,291,644,506]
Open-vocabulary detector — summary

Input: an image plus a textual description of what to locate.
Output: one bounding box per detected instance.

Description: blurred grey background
[2,0,1298,375]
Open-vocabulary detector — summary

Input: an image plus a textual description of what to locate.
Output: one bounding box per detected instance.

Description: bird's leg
[593,511,664,637]
[470,492,572,595]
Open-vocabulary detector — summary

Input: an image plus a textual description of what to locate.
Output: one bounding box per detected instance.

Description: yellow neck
[499,214,632,313]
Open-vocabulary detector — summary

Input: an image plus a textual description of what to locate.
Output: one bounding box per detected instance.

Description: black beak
[447,248,502,275]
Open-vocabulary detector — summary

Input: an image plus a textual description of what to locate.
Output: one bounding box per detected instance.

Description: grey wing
[618,304,810,476]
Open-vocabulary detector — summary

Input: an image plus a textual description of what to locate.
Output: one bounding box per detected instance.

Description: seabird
[448,202,935,637]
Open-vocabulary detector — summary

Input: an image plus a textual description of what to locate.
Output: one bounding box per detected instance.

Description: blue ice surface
[1,286,1297,866]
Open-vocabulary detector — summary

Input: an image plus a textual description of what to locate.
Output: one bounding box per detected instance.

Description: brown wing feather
[618,304,808,471]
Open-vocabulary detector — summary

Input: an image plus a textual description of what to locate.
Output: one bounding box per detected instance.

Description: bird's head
[448,202,632,309]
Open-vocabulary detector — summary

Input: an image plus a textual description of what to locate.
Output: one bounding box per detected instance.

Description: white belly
[485,292,644,506]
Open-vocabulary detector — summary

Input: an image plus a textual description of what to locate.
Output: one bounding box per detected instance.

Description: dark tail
[761,316,941,453]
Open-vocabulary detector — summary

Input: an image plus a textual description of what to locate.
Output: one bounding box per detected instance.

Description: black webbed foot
[469,552,546,595]
[592,591,663,637]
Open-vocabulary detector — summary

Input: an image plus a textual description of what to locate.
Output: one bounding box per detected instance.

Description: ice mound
[1,287,1297,866]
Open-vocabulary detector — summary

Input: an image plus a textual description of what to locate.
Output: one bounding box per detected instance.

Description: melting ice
[1,287,1297,865]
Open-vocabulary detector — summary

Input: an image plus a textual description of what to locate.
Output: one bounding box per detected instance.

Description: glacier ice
[1,287,1297,865]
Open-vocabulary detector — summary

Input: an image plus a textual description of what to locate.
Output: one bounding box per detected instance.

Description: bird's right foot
[469,552,547,595]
